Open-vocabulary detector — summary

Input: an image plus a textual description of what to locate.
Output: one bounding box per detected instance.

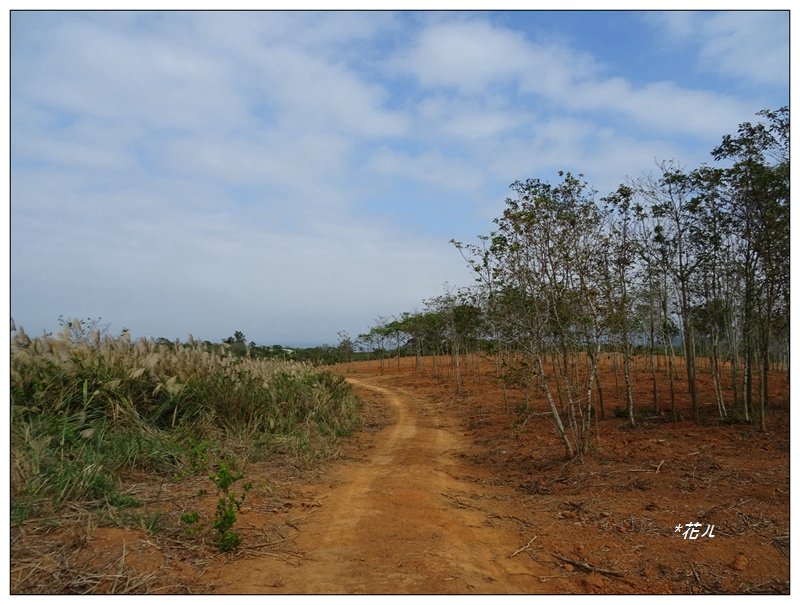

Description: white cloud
[155,130,354,193]
[699,11,789,87]
[394,19,533,93]
[567,77,753,139]
[250,44,410,138]
[399,15,774,141]
[416,94,530,141]
[365,146,485,193]
[14,17,246,133]
[647,11,789,87]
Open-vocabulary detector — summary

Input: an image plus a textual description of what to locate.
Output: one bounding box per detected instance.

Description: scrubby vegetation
[10,320,362,526]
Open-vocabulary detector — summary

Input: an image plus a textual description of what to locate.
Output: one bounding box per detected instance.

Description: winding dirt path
[213,375,563,594]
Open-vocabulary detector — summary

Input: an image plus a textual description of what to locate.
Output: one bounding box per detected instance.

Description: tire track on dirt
[214,376,557,594]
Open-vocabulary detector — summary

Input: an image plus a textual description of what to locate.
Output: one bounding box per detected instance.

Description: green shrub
[210,463,252,552]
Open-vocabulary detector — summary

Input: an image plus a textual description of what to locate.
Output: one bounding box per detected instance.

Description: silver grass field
[10,321,362,520]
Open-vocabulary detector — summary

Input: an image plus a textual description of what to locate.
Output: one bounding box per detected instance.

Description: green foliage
[180,510,200,524]
[183,437,210,474]
[216,529,241,553]
[210,463,252,552]
[210,462,244,494]
[179,510,202,536]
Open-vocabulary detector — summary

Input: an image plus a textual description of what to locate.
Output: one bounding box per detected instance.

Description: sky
[8,7,790,347]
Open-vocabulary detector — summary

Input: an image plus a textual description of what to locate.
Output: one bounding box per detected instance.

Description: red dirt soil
[11,354,790,595]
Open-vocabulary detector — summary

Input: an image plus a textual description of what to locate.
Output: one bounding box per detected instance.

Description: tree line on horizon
[351,107,789,459]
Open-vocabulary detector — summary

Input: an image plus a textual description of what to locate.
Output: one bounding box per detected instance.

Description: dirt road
[213,375,564,594]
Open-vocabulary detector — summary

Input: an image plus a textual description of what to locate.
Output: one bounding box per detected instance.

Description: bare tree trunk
[563,347,579,446]
[741,263,756,423]
[581,341,601,453]
[759,304,772,432]
[743,333,753,423]
[453,340,462,393]
[660,324,678,422]
[726,317,740,410]
[623,342,635,427]
[595,370,605,421]
[535,352,574,459]
[588,347,605,420]
[496,340,510,414]
[679,296,699,423]
[649,310,659,414]
[551,349,565,410]
[710,329,726,419]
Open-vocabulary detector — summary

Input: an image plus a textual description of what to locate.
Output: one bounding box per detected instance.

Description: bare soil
[11,355,790,595]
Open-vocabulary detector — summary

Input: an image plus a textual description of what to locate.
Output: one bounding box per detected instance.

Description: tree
[635,161,703,423]
[602,184,640,426]
[711,107,789,430]
[456,172,606,459]
[423,287,484,392]
[382,106,789,459]
[336,330,354,363]
[224,331,248,356]
[688,165,732,419]
[364,317,393,371]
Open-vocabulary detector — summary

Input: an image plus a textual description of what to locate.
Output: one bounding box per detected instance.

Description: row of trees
[353,288,487,385]
[355,107,789,459]
[221,331,353,365]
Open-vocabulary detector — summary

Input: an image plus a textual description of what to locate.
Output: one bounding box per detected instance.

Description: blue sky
[9,9,789,346]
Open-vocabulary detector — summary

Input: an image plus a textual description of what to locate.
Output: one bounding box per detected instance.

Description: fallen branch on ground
[772,534,789,559]
[508,536,538,558]
[551,552,624,577]
[488,513,535,528]
[440,493,487,512]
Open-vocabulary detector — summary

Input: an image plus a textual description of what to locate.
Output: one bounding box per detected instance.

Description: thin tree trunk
[623,341,635,427]
[759,301,772,432]
[535,352,574,459]
[726,316,740,410]
[649,311,659,414]
[743,334,753,423]
[680,290,699,423]
[454,340,462,393]
[710,333,726,419]
[581,341,601,453]
[595,369,606,420]
[661,326,678,422]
